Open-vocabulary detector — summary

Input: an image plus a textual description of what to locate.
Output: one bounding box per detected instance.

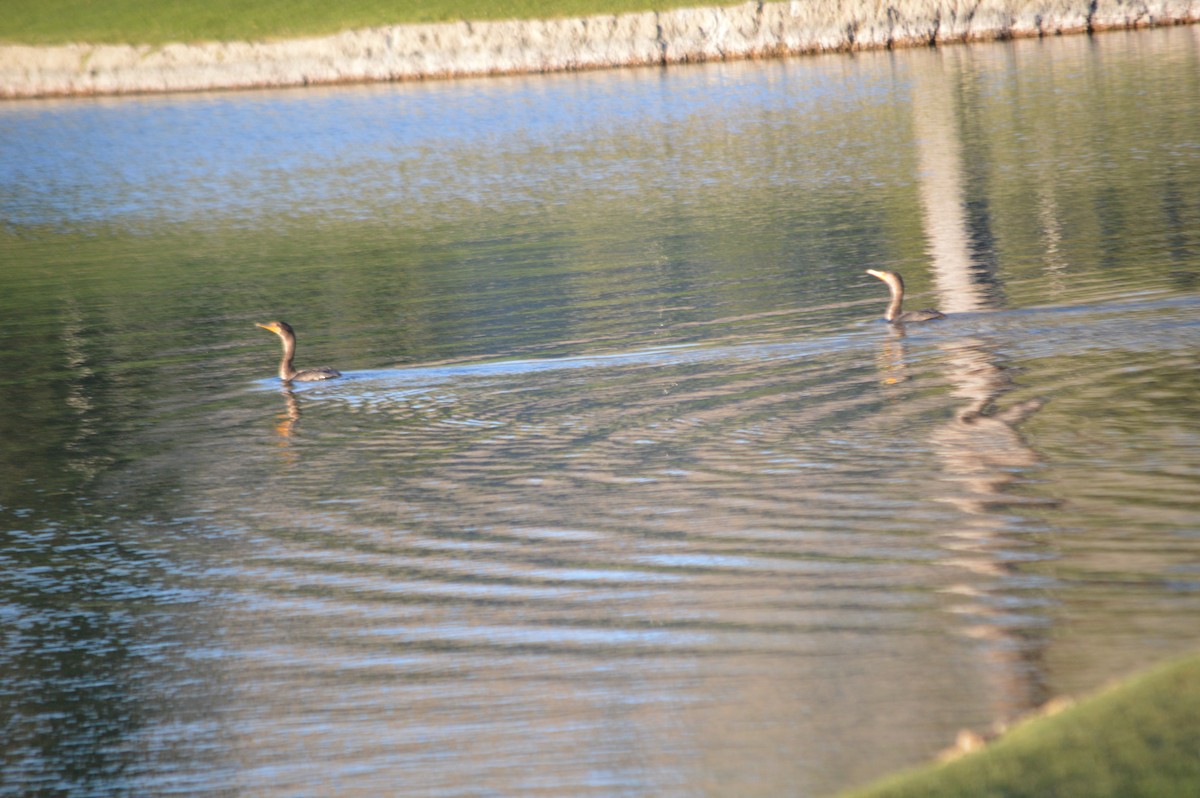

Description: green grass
[842,653,1200,798]
[0,0,722,45]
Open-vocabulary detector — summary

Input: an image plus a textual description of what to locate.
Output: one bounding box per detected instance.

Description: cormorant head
[865,269,904,292]
[256,320,296,339]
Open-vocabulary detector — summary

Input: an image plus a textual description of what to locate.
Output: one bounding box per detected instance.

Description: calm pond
[2,24,1199,798]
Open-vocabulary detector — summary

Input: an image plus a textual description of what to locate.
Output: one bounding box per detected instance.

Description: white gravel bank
[1,0,1197,98]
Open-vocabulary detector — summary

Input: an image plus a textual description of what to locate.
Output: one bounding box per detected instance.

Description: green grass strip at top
[1,0,722,46]
[842,652,1200,798]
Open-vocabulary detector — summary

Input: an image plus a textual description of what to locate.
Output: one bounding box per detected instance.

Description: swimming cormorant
[866,269,946,323]
[256,320,342,382]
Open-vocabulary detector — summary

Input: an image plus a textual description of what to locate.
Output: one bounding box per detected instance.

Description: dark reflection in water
[2,25,1200,798]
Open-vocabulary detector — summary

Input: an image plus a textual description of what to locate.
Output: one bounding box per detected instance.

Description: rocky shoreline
[2,0,1197,99]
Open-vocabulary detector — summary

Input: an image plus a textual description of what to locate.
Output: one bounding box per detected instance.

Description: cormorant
[866,269,946,323]
[256,321,342,382]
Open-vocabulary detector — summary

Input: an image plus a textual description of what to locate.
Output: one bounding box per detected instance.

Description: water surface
[2,26,1199,797]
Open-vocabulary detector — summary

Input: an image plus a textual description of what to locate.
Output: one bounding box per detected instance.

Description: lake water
[2,25,1199,797]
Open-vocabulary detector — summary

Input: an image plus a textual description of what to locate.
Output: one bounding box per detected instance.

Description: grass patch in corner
[842,653,1200,798]
[0,0,716,46]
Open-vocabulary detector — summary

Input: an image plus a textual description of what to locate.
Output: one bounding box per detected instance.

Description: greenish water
[2,27,1199,797]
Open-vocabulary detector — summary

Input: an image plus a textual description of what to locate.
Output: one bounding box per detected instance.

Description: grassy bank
[0,0,715,45]
[842,653,1200,798]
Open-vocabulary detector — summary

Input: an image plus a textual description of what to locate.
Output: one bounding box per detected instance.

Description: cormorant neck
[883,280,903,322]
[278,334,298,381]
[867,270,908,323]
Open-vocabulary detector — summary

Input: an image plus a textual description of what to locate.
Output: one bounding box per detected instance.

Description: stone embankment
[1,0,1197,98]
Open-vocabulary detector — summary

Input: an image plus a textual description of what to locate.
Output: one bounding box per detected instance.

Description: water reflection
[913,49,1000,317]
[910,45,1053,720]
[273,386,301,446]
